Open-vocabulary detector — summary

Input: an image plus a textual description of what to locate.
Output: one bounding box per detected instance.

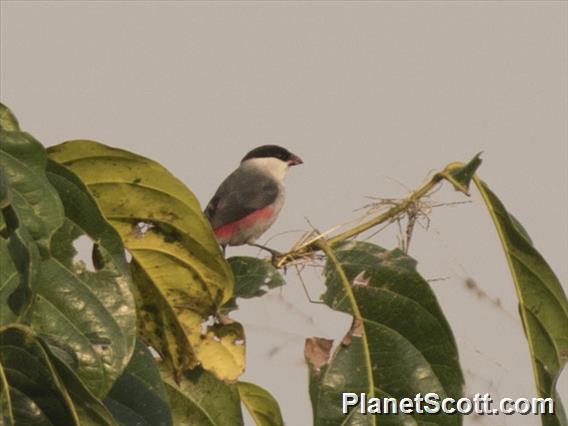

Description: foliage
[47,139,239,382]
[104,338,173,425]
[1,102,566,425]
[309,242,463,426]
[475,178,568,425]
[223,256,285,311]
[238,381,285,426]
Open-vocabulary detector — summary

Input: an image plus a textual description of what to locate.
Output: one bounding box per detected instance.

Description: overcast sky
[1,2,566,425]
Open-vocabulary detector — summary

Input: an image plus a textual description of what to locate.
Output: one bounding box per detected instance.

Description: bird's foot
[249,243,282,267]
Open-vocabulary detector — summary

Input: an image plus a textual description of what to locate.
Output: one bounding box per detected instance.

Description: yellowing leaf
[48,140,243,382]
[194,321,245,383]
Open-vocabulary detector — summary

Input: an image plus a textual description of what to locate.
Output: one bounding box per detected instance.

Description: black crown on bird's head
[241,145,303,166]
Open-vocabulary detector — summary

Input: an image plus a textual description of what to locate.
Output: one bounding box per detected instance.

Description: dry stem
[273,160,473,269]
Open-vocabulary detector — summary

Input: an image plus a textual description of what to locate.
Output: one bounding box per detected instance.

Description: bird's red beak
[288,154,303,166]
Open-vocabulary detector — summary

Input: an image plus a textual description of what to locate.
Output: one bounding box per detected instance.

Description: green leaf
[46,353,117,426]
[104,339,172,426]
[0,238,17,323]
[446,153,482,194]
[238,381,284,426]
[1,130,64,253]
[0,356,13,425]
[0,216,40,323]
[0,167,21,325]
[162,365,244,426]
[475,178,568,426]
[1,124,136,398]
[0,108,136,422]
[1,128,63,319]
[48,140,242,382]
[0,103,20,132]
[223,256,285,310]
[0,166,11,209]
[0,324,79,425]
[310,241,463,426]
[21,160,137,398]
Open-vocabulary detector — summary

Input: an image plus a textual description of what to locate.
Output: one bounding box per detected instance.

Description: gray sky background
[1,2,567,425]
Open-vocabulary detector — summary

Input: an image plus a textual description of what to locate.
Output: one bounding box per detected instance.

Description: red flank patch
[214,207,274,239]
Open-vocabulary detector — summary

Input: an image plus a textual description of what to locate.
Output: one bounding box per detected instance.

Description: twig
[273,161,474,269]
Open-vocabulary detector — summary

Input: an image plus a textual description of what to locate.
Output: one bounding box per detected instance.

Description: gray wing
[204,168,279,229]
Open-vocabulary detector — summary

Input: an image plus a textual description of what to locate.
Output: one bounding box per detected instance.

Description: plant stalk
[275,161,471,268]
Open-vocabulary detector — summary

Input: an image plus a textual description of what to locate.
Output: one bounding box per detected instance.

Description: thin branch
[273,161,473,269]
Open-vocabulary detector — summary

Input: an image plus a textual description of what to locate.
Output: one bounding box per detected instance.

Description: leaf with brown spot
[310,241,464,426]
[195,322,245,384]
[305,337,333,374]
[340,318,362,348]
[48,140,243,383]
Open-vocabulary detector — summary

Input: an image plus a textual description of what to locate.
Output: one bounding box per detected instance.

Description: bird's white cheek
[243,157,289,182]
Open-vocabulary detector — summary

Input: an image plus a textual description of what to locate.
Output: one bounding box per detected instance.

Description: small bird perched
[204,145,303,254]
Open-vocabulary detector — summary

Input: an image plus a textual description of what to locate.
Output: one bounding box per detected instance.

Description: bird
[204,145,303,255]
